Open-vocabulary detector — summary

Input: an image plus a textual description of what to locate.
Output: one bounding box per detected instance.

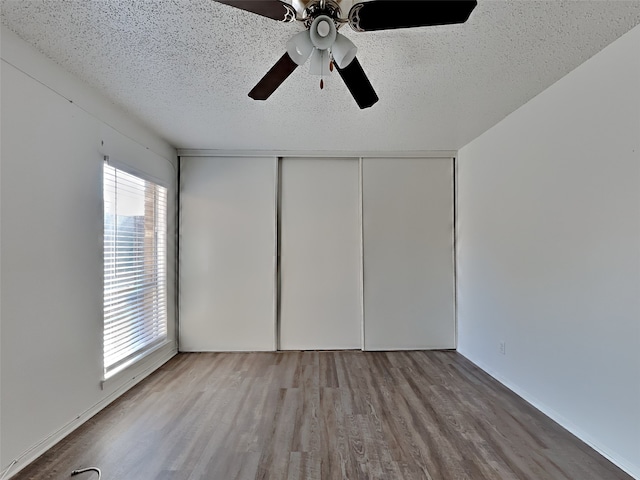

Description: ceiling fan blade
[215,1,296,22]
[348,0,477,32]
[335,57,379,109]
[249,53,299,101]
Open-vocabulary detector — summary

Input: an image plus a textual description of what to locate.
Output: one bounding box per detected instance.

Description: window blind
[103,162,168,377]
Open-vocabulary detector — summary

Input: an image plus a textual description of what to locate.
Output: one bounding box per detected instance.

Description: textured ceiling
[2,0,640,151]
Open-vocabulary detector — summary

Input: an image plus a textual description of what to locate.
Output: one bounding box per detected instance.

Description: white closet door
[279,157,361,350]
[179,156,277,351]
[362,157,455,350]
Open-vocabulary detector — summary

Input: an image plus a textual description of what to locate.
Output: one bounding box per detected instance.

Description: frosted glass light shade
[332,33,357,69]
[309,48,330,75]
[310,15,336,50]
[286,30,314,66]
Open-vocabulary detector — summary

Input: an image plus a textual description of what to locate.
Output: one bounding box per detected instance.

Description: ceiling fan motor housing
[303,0,342,26]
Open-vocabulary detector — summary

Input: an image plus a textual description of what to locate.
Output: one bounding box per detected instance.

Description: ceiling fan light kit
[286,30,314,65]
[217,0,478,109]
[309,15,337,49]
[332,33,358,69]
[309,48,330,75]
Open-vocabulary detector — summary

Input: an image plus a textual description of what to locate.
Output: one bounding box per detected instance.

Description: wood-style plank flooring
[14,351,631,480]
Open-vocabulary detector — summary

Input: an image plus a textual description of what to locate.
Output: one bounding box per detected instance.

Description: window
[103,161,168,377]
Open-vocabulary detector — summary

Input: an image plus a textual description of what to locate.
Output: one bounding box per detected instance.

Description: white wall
[0,27,178,476]
[457,24,640,478]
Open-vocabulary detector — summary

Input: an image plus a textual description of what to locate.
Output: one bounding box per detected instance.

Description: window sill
[101,340,176,390]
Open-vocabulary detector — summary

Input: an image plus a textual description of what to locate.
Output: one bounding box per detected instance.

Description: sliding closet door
[362,157,455,350]
[279,157,361,350]
[179,156,277,351]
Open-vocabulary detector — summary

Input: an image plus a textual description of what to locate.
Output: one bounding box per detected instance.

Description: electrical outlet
[499,341,506,355]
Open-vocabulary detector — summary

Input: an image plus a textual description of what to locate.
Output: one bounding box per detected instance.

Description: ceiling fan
[216,0,477,109]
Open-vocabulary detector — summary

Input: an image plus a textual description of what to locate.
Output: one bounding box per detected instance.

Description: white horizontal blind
[103,162,167,376]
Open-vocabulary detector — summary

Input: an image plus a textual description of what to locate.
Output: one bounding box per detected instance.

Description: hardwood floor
[14,351,631,480]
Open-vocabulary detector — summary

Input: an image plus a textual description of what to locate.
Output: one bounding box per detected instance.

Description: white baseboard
[3,347,178,479]
[459,353,639,480]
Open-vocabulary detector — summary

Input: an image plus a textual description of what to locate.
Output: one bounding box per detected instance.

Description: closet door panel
[180,156,277,351]
[279,157,361,350]
[362,157,455,350]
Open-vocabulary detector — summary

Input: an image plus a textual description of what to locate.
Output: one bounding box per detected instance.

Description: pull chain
[320,57,334,90]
